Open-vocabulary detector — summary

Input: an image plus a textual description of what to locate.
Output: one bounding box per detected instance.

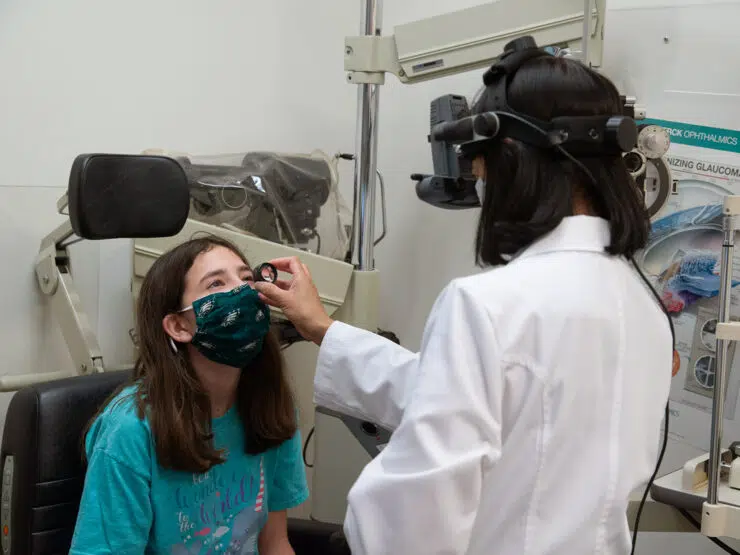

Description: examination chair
[0,371,347,555]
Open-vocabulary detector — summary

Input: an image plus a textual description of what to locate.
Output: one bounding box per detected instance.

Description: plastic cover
[142,149,352,260]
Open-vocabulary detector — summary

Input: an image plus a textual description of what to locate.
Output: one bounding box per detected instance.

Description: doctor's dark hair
[472,56,650,267]
[84,236,297,473]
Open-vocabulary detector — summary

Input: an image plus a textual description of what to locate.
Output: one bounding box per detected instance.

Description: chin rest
[0,371,348,555]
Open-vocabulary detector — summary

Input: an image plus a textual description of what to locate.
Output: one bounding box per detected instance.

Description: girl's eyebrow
[198,265,252,284]
[198,268,226,284]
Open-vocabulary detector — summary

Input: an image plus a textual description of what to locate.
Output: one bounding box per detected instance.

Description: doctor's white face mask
[475,178,486,205]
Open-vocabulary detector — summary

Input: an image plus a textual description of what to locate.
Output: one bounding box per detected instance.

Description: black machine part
[411,173,479,210]
[253,263,278,284]
[414,94,479,209]
[68,154,190,240]
[429,95,473,179]
[413,35,640,210]
[180,152,333,246]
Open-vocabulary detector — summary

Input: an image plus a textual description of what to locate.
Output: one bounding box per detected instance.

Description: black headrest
[68,153,190,240]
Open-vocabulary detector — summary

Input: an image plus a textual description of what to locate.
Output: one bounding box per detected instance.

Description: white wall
[2,0,740,552]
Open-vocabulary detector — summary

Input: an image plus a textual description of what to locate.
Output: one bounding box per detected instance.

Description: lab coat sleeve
[314,320,420,431]
[343,281,503,555]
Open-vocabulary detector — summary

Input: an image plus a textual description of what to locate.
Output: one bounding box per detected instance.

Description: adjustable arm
[0,217,104,392]
[345,0,605,86]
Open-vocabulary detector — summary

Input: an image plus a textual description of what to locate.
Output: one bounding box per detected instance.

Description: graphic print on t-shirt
[170,457,267,555]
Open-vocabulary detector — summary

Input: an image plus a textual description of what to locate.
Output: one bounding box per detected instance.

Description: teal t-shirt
[69,386,309,555]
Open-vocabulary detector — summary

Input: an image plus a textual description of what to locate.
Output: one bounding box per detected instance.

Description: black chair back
[0,370,131,555]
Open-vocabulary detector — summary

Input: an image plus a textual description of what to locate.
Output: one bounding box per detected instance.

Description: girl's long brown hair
[87,236,297,473]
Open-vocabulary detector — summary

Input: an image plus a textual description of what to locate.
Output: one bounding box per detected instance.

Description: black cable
[678,508,740,555]
[629,403,669,555]
[494,111,604,203]
[629,258,673,555]
[303,426,315,468]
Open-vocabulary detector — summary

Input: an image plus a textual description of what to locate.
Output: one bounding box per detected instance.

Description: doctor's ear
[472,156,486,180]
[162,313,194,345]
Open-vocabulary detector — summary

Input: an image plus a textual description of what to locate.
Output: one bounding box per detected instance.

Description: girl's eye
[242,275,254,283]
[207,279,224,289]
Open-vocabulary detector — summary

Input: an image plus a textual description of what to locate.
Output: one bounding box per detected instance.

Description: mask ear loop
[168,305,195,355]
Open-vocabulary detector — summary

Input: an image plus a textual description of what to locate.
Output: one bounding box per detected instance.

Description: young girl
[70,236,308,555]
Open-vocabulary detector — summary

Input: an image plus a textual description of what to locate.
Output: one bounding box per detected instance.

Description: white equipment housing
[344,0,605,86]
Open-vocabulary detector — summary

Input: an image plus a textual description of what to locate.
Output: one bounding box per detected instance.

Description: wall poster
[640,118,740,450]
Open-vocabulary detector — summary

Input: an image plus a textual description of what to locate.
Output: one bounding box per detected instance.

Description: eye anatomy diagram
[693,355,715,390]
[636,157,740,424]
[701,318,718,352]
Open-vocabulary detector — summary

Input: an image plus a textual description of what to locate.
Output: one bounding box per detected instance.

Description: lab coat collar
[514,216,611,262]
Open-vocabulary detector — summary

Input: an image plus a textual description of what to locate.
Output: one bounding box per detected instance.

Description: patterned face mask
[177,284,271,368]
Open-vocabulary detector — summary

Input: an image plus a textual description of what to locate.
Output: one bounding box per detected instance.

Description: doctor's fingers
[300,263,312,279]
[254,282,290,307]
[266,257,306,277]
[269,278,292,291]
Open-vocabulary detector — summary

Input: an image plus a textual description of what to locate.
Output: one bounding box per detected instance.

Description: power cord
[629,402,669,555]
[629,258,673,555]
[303,426,315,468]
[678,509,740,555]
[301,328,395,471]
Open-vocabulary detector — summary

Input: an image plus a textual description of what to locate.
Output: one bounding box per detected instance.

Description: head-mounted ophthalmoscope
[412,35,639,209]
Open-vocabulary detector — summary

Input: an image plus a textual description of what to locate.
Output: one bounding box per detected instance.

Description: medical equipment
[411,94,479,210]
[254,263,278,284]
[633,125,674,218]
[415,68,640,209]
[0,154,191,387]
[1,150,355,389]
[414,81,672,211]
[12,0,683,538]
[142,149,352,259]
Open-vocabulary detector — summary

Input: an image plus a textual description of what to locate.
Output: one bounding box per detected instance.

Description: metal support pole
[349,0,382,270]
[581,0,592,63]
[708,218,736,504]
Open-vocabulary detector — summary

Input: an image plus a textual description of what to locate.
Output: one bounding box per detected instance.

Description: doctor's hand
[253,257,334,345]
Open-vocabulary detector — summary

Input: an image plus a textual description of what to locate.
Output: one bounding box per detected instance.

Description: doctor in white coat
[255,45,673,555]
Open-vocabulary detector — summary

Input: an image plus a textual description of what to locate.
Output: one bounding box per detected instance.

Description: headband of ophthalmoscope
[431,36,639,160]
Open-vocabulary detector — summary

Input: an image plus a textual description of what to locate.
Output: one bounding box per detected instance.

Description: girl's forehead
[188,247,249,279]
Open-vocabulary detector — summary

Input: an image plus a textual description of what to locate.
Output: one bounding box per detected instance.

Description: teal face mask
[178,284,271,368]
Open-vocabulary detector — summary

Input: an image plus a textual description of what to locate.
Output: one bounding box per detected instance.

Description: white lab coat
[314,215,673,555]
